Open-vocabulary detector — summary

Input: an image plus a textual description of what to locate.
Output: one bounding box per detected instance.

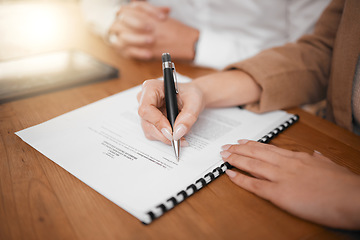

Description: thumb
[171,83,205,141]
[172,111,200,141]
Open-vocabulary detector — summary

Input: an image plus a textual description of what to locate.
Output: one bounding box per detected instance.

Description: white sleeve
[194,28,260,70]
[80,0,126,38]
[194,0,331,70]
[286,0,331,41]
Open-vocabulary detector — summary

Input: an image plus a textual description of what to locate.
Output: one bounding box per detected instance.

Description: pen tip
[172,139,180,161]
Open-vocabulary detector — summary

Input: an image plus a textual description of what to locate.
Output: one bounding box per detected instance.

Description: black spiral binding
[142,162,232,225]
[142,114,299,224]
[257,114,299,143]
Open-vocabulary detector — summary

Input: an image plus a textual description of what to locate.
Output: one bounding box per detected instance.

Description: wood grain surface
[1,2,359,240]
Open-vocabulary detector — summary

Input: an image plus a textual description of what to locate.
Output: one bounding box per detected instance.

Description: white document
[16,78,296,224]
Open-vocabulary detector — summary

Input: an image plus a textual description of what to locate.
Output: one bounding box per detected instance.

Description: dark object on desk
[0,50,119,103]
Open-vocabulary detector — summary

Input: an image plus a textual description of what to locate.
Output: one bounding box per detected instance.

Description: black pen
[162,53,180,161]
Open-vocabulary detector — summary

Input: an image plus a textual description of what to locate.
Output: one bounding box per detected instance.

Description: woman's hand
[221,140,360,230]
[137,79,205,145]
[136,70,261,145]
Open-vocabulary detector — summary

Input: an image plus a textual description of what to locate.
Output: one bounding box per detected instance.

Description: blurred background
[0,0,124,103]
[0,0,77,1]
[0,0,85,60]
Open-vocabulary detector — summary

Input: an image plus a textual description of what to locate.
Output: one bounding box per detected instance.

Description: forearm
[224,1,342,113]
[191,70,261,108]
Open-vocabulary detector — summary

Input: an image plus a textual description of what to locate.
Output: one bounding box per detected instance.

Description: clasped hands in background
[109,1,199,61]
[136,73,360,230]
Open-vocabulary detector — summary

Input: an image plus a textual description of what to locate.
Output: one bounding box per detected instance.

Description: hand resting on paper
[109,1,199,61]
[221,140,360,230]
[136,70,261,145]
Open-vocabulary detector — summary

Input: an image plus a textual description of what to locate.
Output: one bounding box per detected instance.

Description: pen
[162,53,180,161]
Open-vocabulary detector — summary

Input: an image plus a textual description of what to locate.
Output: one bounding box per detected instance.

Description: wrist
[183,28,199,61]
[192,70,261,108]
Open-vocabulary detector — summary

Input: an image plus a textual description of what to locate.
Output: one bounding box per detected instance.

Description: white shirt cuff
[194,29,260,70]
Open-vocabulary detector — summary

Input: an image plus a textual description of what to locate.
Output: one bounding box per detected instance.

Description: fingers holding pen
[137,106,169,143]
[171,112,196,141]
[137,80,204,146]
[140,119,171,144]
[138,80,172,142]
[172,83,205,141]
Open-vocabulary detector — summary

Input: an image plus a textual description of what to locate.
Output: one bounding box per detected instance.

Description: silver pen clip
[172,62,179,94]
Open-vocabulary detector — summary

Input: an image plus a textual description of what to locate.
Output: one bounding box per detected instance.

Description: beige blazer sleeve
[226,0,344,113]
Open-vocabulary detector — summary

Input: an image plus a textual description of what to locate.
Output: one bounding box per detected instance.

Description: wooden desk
[1,2,359,239]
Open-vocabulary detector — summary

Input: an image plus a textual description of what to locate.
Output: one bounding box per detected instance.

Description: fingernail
[237,139,249,144]
[173,124,187,141]
[220,150,231,159]
[226,169,237,178]
[314,150,322,155]
[161,128,172,141]
[221,144,231,150]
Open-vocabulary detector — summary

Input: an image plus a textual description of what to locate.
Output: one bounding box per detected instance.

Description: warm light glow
[21,7,62,46]
[0,3,79,58]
